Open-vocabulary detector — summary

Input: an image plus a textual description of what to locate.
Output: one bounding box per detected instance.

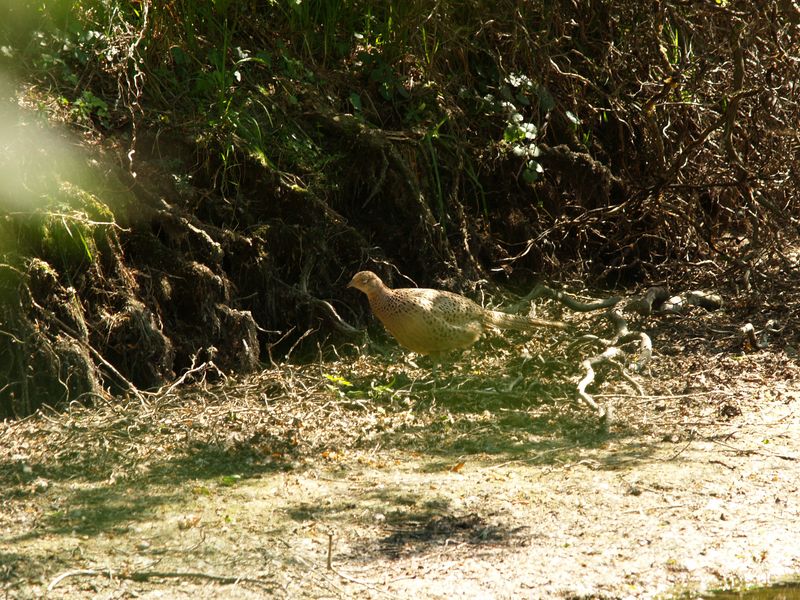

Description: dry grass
[2,257,799,598]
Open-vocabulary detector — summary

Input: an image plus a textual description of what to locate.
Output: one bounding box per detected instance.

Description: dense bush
[1,0,798,414]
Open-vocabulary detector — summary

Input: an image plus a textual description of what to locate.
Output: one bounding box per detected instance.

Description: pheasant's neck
[366,286,391,307]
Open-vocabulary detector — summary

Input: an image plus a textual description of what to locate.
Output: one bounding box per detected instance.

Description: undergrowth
[6,0,799,279]
[1,0,799,414]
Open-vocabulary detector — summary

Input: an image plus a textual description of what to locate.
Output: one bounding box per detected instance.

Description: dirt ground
[1,287,800,599]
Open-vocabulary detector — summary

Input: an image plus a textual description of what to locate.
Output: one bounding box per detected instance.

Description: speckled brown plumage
[347,271,567,356]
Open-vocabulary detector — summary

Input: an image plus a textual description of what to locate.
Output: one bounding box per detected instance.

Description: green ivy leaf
[349,92,362,111]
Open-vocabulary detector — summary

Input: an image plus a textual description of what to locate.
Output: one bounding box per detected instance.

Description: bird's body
[347,271,566,356]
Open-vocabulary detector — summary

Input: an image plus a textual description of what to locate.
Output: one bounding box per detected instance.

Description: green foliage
[0,182,115,282]
[9,1,449,194]
[6,0,797,285]
[489,73,551,184]
[324,372,398,402]
[324,373,353,389]
[423,119,448,221]
[67,90,109,127]
[218,474,242,487]
[357,45,408,102]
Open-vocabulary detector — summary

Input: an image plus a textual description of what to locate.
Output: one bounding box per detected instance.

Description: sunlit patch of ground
[2,262,800,598]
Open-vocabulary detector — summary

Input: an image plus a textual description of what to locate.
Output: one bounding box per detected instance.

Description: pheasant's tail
[486,310,570,331]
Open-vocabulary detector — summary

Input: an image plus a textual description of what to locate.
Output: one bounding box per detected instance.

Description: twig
[285,326,318,360]
[310,298,363,336]
[622,504,687,514]
[48,569,109,592]
[522,284,622,312]
[666,432,696,461]
[47,567,278,593]
[577,347,623,422]
[153,351,224,397]
[331,566,399,598]
[704,436,797,461]
[483,444,580,469]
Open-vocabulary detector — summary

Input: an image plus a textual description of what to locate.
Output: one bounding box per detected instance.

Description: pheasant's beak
[346,277,356,289]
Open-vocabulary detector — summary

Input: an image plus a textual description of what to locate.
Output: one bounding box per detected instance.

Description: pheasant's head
[347,271,385,296]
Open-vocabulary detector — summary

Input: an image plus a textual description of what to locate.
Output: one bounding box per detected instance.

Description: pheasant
[347,271,567,358]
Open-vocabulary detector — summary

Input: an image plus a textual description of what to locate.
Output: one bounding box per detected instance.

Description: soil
[3,7,800,597]
[2,293,799,600]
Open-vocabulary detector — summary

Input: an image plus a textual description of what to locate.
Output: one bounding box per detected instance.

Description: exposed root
[549,284,724,424]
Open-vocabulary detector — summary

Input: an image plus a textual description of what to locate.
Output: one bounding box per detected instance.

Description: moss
[0,181,118,279]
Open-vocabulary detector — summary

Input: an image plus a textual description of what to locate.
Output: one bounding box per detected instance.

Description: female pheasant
[347,271,566,357]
